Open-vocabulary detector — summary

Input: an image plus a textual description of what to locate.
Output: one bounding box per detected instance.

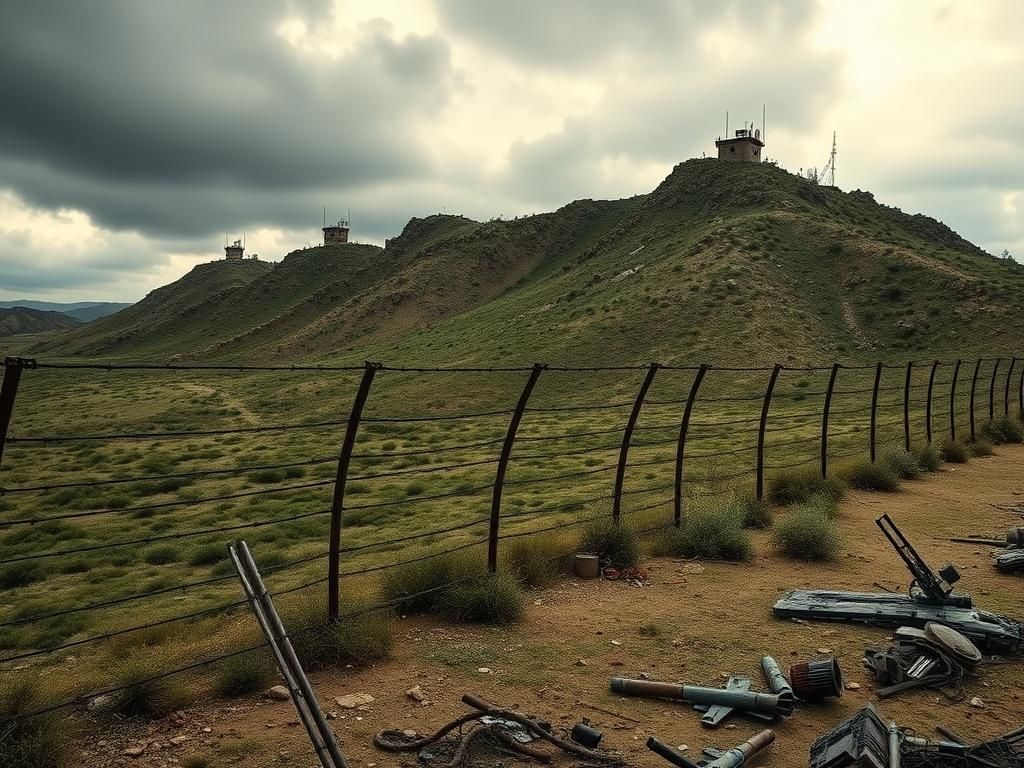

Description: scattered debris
[406,685,427,703]
[570,721,603,748]
[790,658,844,702]
[647,728,775,767]
[864,622,981,699]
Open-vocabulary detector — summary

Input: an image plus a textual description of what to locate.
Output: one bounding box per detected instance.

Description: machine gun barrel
[610,678,793,718]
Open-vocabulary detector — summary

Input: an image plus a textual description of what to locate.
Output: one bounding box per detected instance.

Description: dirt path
[80,447,1024,767]
[180,382,260,425]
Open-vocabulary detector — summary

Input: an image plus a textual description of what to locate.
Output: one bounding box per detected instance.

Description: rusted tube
[648,730,776,768]
[609,678,793,718]
[761,656,793,697]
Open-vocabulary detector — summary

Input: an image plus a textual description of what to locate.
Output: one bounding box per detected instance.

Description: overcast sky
[1,0,1021,302]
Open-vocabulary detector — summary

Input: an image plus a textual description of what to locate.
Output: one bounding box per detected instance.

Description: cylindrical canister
[789,658,843,701]
[1007,527,1024,548]
[573,554,600,579]
[761,656,793,697]
[570,722,602,748]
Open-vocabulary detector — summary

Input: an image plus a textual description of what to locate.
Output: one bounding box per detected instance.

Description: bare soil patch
[78,447,1024,767]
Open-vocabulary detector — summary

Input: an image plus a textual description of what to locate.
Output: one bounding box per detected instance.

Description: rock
[639,672,651,680]
[610,640,622,647]
[477,667,492,674]
[969,696,985,709]
[677,745,689,752]
[845,682,861,691]
[575,659,588,667]
[122,745,146,757]
[87,694,114,711]
[335,693,375,709]
[402,729,418,739]
[681,564,705,575]
[169,736,189,746]
[202,727,212,733]
[265,685,290,701]
[405,686,426,702]
[816,648,833,655]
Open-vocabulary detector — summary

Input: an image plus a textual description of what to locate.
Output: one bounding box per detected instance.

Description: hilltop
[34,160,1024,364]
[0,306,81,337]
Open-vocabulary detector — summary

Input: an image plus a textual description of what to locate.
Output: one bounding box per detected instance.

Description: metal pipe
[648,730,775,768]
[0,357,28,469]
[968,358,981,441]
[925,360,938,443]
[1004,358,1017,417]
[821,363,840,479]
[760,656,792,697]
[674,364,708,527]
[869,361,883,463]
[903,361,913,452]
[756,364,782,500]
[609,678,793,718]
[949,359,961,441]
[989,358,1001,421]
[613,363,660,525]
[889,722,901,768]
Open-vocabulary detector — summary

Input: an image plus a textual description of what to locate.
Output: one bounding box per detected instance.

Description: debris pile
[863,622,981,699]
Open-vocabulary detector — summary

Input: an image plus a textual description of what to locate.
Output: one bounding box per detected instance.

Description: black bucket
[789,658,843,701]
[571,722,602,748]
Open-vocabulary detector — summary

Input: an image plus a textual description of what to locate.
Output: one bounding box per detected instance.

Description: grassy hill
[0,306,81,337]
[34,159,1024,365]
[0,300,132,322]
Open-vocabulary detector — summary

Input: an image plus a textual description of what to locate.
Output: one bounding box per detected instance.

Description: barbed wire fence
[0,354,1021,727]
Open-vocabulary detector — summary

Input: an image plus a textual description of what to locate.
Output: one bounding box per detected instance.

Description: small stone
[402,729,418,739]
[87,694,113,711]
[123,745,146,757]
[335,693,375,709]
[477,667,491,674]
[169,736,189,746]
[639,672,651,680]
[610,640,622,647]
[816,648,833,655]
[575,659,588,667]
[677,745,689,752]
[265,685,290,701]
[969,696,985,709]
[681,564,705,575]
[202,727,212,733]
[845,682,861,691]
[405,686,426,702]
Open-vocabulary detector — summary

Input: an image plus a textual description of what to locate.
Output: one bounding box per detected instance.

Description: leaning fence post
[988,358,1001,421]
[925,360,938,444]
[902,360,913,452]
[0,357,31,470]
[755,364,782,501]
[488,363,545,573]
[673,364,708,527]
[949,359,962,442]
[869,362,883,463]
[613,363,660,526]
[820,363,840,479]
[1004,358,1017,417]
[1019,363,1024,419]
[327,361,380,622]
[968,359,982,442]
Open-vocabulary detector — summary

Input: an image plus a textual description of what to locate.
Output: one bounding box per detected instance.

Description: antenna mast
[762,104,766,145]
[725,111,729,137]
[820,131,837,187]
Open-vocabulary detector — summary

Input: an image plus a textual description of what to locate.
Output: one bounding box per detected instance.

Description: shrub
[881,447,921,480]
[674,503,750,560]
[438,573,524,625]
[970,439,995,457]
[143,545,180,566]
[248,469,286,484]
[912,443,941,472]
[502,537,572,588]
[183,758,212,768]
[579,519,638,567]
[844,459,901,492]
[649,526,687,557]
[288,601,393,671]
[379,552,478,614]
[773,505,842,561]
[736,494,772,529]
[111,658,190,718]
[0,679,70,768]
[940,438,969,464]
[981,416,1024,444]
[767,466,845,506]
[0,562,45,590]
[213,652,275,697]
[189,543,228,567]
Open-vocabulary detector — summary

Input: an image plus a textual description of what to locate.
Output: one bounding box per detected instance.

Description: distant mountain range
[0,300,132,323]
[0,306,83,337]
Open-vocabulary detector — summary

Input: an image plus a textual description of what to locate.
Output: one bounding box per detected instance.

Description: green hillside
[35,159,1024,365]
[0,306,81,337]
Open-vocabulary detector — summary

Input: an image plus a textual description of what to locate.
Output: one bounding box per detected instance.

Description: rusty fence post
[1004,358,1017,417]
[1019,363,1024,419]
[327,361,380,622]
[988,358,1001,421]
[949,359,961,442]
[925,360,938,444]
[755,364,782,501]
[673,364,708,528]
[488,363,545,573]
[0,357,31,470]
[869,362,883,463]
[902,360,913,452]
[968,358,982,442]
[820,363,840,479]
[613,363,660,526]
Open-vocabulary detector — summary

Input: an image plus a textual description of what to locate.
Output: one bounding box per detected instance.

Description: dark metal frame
[820,363,840,479]
[755,365,782,500]
[613,363,659,526]
[989,358,1001,421]
[673,364,708,527]
[968,358,981,441]
[0,357,31,469]
[902,361,913,452]
[949,358,961,441]
[925,360,938,444]
[869,362,883,463]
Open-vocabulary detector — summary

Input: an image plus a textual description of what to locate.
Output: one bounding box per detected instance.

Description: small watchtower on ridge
[224,238,244,260]
[322,209,350,245]
[715,108,766,162]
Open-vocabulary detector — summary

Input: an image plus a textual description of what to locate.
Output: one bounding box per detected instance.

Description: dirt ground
[78,447,1024,768]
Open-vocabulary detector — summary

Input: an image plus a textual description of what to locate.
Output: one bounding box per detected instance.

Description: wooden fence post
[988,358,1001,421]
[755,365,782,501]
[925,360,938,444]
[820,363,840,479]
[0,357,30,470]
[949,359,961,442]
[903,360,913,452]
[487,363,545,573]
[968,359,982,442]
[673,364,708,527]
[613,363,660,526]
[327,361,380,622]
[869,362,883,463]
[1004,358,1017,417]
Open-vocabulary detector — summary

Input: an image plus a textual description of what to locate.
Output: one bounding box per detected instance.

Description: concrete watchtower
[323,218,350,245]
[715,127,764,162]
[224,238,244,260]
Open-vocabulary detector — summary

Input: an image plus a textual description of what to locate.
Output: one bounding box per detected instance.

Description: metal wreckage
[226,513,1024,768]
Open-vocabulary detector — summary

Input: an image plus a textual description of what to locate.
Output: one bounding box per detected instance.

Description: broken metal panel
[773,590,1024,655]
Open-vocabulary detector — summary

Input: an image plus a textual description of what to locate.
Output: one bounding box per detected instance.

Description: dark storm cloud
[0,0,456,238]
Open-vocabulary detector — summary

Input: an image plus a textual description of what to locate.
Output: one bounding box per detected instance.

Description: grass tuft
[287,601,393,671]
[502,536,572,588]
[579,519,638,567]
[767,466,844,506]
[438,572,524,625]
[213,652,275,698]
[981,416,1024,444]
[736,494,772,529]
[940,438,969,463]
[0,679,71,768]
[379,551,479,614]
[111,657,191,719]
[911,443,941,472]
[970,439,994,457]
[881,447,921,480]
[0,562,45,590]
[674,502,751,560]
[773,499,842,561]
[843,459,901,492]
